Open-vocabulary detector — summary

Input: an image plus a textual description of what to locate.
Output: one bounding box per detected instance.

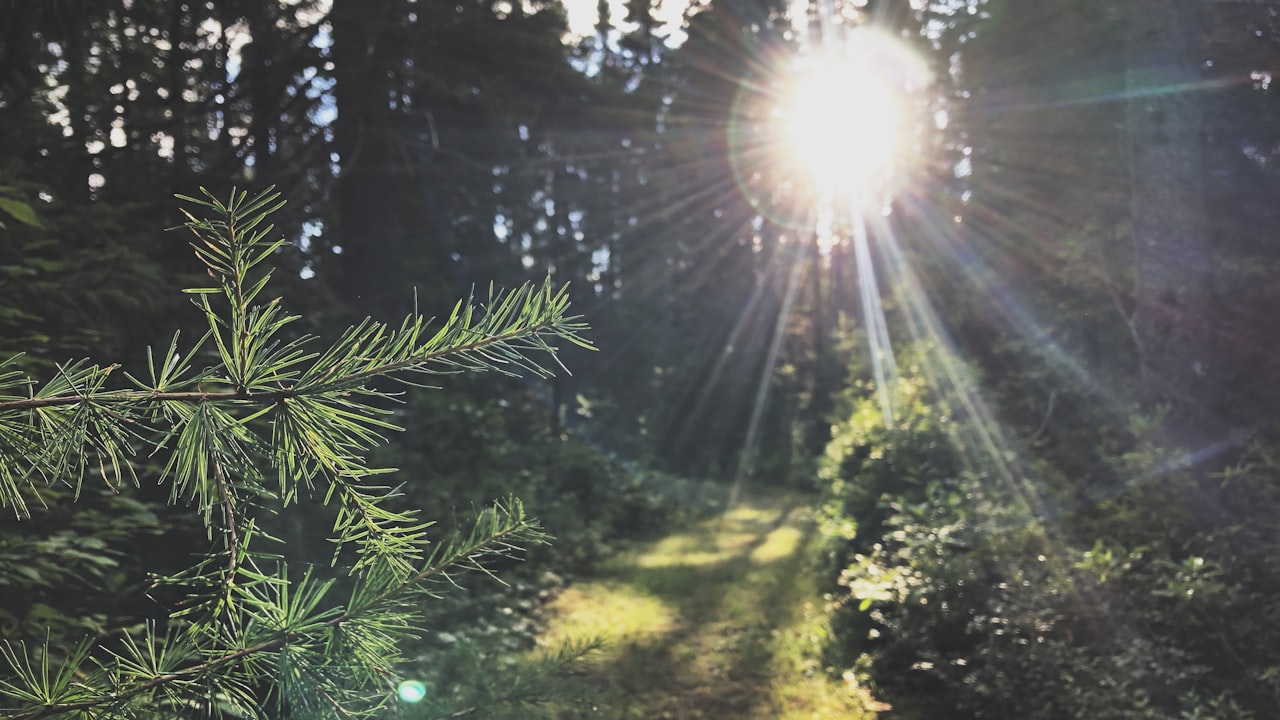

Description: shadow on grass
[545,494,819,720]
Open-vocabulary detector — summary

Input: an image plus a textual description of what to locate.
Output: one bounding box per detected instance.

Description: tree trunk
[1125,0,1214,439]
[331,0,405,320]
[245,3,281,186]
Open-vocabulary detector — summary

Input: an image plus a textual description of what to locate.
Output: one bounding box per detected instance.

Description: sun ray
[849,207,898,423]
[762,14,932,433]
[728,237,810,510]
[669,249,790,447]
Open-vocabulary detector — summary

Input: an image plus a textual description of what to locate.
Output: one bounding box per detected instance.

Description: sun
[783,58,902,196]
[776,29,926,201]
[725,26,930,229]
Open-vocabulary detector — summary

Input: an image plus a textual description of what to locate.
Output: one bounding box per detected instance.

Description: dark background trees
[4,0,1280,717]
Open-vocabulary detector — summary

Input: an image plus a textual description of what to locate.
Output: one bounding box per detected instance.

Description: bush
[816,349,1280,719]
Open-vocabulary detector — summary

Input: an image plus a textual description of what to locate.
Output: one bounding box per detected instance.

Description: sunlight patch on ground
[632,531,756,568]
[749,524,804,564]
[765,595,893,718]
[532,493,882,719]
[535,583,676,652]
[631,503,788,568]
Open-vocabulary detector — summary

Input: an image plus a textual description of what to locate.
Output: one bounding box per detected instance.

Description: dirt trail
[533,492,879,720]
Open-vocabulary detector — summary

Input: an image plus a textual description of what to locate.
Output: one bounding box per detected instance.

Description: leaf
[0,197,42,228]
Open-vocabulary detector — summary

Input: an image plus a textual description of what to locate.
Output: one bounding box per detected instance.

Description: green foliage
[357,384,714,710]
[0,188,42,230]
[385,386,714,575]
[0,483,169,649]
[0,188,594,720]
[816,350,1280,720]
[396,637,604,720]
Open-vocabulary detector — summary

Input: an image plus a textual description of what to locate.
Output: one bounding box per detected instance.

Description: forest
[2,0,1279,718]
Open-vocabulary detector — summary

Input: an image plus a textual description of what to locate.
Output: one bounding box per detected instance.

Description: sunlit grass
[534,583,677,650]
[532,492,883,719]
[749,524,803,564]
[765,593,892,717]
[632,503,780,568]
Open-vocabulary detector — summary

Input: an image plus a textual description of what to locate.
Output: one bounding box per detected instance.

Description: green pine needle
[0,188,586,720]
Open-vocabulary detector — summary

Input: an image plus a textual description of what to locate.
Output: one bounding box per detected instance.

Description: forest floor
[531,490,884,719]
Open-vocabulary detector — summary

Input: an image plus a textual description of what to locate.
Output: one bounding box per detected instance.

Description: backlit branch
[0,187,584,720]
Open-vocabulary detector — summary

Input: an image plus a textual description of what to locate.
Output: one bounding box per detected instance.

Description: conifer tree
[0,187,592,719]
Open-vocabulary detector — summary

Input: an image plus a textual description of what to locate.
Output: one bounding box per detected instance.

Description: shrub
[816,348,1280,719]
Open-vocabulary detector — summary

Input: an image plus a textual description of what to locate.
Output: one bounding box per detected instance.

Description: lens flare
[397,680,427,703]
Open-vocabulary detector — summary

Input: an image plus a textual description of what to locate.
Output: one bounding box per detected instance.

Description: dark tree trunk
[60,16,93,204]
[245,3,282,185]
[331,0,406,319]
[1125,0,1214,439]
[166,1,191,184]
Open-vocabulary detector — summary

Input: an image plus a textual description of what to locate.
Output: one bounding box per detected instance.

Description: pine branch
[0,187,588,719]
[0,275,587,517]
[212,459,240,591]
[0,500,542,720]
[0,307,582,412]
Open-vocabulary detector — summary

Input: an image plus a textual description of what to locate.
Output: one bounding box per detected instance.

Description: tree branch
[0,507,535,720]
[212,459,240,588]
[0,315,569,413]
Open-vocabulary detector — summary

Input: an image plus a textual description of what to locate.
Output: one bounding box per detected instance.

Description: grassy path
[532,493,883,719]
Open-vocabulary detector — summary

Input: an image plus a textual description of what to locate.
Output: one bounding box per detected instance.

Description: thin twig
[1028,389,1057,442]
[212,459,239,585]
